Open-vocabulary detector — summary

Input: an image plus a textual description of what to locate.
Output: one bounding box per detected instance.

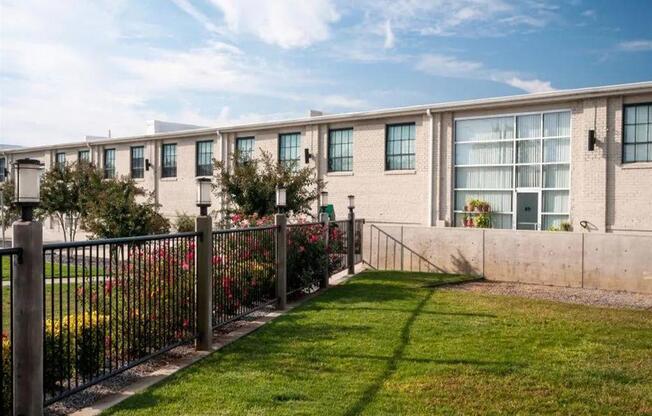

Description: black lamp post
[13,158,44,221]
[320,191,328,214]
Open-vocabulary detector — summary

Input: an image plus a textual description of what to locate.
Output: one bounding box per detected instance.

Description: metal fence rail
[1,247,20,415]
[42,232,199,405]
[211,226,278,328]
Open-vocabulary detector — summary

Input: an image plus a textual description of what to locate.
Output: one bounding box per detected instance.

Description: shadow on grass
[342,287,434,416]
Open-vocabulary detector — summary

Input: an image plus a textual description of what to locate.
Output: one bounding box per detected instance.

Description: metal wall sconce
[588,130,596,151]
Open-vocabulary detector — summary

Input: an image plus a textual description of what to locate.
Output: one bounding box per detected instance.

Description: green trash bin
[325,204,335,221]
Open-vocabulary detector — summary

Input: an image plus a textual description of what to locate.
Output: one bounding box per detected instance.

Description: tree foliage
[83,177,170,239]
[39,161,104,241]
[213,151,323,218]
[0,181,20,240]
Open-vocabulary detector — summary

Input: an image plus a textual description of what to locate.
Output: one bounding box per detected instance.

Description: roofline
[3,80,651,155]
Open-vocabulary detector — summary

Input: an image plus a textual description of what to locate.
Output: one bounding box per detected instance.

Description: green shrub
[175,212,196,232]
[2,334,10,415]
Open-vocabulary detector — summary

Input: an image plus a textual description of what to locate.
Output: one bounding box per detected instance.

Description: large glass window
[55,152,66,170]
[0,158,5,181]
[161,143,177,178]
[623,103,652,163]
[104,149,115,179]
[279,133,301,167]
[454,111,571,230]
[386,123,415,170]
[328,128,353,172]
[131,146,144,179]
[236,137,255,162]
[78,150,90,163]
[196,140,213,176]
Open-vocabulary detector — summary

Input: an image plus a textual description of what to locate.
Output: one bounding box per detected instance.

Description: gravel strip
[444,281,652,310]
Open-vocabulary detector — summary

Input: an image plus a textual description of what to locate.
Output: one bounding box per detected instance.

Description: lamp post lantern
[320,191,329,213]
[196,177,212,216]
[276,186,286,213]
[13,158,44,221]
[347,195,355,213]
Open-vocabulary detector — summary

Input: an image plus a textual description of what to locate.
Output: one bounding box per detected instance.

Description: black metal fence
[4,216,364,411]
[1,247,20,416]
[211,226,277,328]
[41,232,199,404]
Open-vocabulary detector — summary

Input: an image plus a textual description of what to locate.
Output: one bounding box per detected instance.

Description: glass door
[515,191,539,230]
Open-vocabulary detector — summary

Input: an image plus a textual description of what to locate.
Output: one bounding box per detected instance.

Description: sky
[1,0,651,147]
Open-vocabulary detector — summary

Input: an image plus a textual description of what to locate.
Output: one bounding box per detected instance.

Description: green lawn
[104,271,652,415]
[2,256,104,280]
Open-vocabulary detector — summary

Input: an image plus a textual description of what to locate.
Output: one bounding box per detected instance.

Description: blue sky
[1,0,651,147]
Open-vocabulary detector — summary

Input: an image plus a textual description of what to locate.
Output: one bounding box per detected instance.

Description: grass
[103,271,652,415]
[2,283,78,333]
[1,256,104,280]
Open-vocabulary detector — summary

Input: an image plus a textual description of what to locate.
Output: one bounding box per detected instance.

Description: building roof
[3,80,652,155]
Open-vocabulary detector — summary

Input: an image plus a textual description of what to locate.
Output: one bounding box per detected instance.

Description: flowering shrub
[43,312,106,392]
[287,223,327,292]
[2,333,10,415]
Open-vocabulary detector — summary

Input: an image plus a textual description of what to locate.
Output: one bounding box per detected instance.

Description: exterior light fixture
[347,195,355,211]
[320,191,329,212]
[276,186,287,212]
[588,129,596,151]
[13,158,44,221]
[196,177,212,216]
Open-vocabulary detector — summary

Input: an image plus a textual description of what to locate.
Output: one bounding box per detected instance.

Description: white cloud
[416,53,554,93]
[171,0,221,34]
[618,40,652,52]
[207,0,340,49]
[383,20,395,49]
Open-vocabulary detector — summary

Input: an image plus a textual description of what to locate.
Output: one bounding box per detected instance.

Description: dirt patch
[444,281,652,310]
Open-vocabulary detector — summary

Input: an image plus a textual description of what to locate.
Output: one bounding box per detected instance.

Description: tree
[83,177,170,238]
[213,150,323,218]
[0,181,20,245]
[39,161,104,241]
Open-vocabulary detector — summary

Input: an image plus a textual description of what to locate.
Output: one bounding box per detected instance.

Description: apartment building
[2,81,652,236]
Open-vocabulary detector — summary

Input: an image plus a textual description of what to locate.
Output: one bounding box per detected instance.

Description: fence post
[196,216,213,351]
[12,219,44,416]
[348,208,355,275]
[319,212,330,288]
[275,213,287,310]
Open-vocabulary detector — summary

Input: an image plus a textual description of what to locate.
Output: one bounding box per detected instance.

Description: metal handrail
[43,231,201,249]
[367,224,443,272]
[213,225,278,234]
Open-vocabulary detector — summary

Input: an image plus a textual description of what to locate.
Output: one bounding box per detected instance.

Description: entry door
[516,192,539,230]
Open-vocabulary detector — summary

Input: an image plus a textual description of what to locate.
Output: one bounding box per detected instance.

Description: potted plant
[468,199,481,212]
[560,221,572,231]
[480,201,490,212]
[463,215,473,227]
[474,213,492,228]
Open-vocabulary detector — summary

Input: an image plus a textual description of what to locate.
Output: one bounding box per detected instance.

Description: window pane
[543,164,569,188]
[623,144,636,162]
[455,142,512,165]
[455,117,514,142]
[517,140,540,163]
[517,165,539,187]
[542,214,569,231]
[624,125,636,143]
[624,106,636,124]
[386,124,415,170]
[455,190,512,213]
[543,111,570,137]
[543,190,569,213]
[516,114,541,138]
[543,138,570,162]
[455,166,512,189]
[636,144,648,161]
[636,124,648,143]
[636,105,649,124]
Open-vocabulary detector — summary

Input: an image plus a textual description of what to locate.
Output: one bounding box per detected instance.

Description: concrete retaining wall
[363,223,652,294]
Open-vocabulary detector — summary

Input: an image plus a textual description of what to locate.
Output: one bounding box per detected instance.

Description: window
[78,150,90,163]
[328,128,353,172]
[453,111,571,230]
[386,123,415,170]
[104,149,115,178]
[279,133,301,167]
[55,152,66,170]
[161,143,177,178]
[623,103,652,163]
[131,146,144,179]
[0,158,5,182]
[195,140,213,176]
[236,137,255,162]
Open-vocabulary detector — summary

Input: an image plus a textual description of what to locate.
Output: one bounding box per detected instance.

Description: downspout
[426,109,434,227]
